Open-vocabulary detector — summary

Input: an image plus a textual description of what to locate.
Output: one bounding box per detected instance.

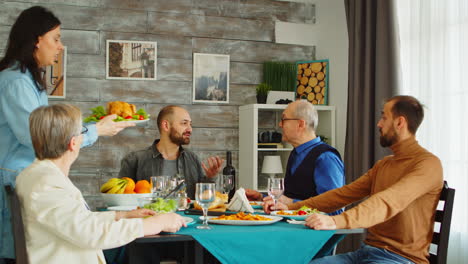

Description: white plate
[107,206,137,211]
[85,118,149,125]
[121,119,149,124]
[270,210,323,220]
[183,216,195,225]
[249,201,264,209]
[204,215,283,226]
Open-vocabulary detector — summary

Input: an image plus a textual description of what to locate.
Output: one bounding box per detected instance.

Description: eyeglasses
[280,118,301,124]
[81,125,88,135]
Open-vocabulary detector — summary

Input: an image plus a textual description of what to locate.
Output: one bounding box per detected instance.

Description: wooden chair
[429,181,455,264]
[4,185,30,264]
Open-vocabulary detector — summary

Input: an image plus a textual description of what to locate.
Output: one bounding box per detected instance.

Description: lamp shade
[261,155,283,174]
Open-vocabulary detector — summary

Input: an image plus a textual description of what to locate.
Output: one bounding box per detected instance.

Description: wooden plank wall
[0,0,315,208]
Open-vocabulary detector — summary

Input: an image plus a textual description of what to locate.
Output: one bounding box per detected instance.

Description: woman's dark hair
[0,6,61,91]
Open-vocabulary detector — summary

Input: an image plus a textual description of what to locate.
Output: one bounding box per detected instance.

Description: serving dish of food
[83,101,150,124]
[270,206,322,220]
[206,212,282,226]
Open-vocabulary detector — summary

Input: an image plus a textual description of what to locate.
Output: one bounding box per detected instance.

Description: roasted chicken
[106,101,136,118]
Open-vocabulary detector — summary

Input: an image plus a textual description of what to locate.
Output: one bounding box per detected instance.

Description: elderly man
[266,96,443,264]
[247,100,344,215]
[15,104,186,264]
[119,105,223,198]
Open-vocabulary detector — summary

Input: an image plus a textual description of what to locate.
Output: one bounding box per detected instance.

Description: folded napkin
[227,188,254,213]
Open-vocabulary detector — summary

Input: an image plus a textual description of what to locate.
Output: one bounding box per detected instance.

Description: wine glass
[195,183,215,229]
[222,174,234,194]
[150,176,168,197]
[267,178,284,211]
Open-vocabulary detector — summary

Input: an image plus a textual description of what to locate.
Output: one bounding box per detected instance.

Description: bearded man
[265,95,443,264]
[119,105,223,198]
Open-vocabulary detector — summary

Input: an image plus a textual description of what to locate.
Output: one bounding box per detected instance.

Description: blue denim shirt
[0,65,98,258]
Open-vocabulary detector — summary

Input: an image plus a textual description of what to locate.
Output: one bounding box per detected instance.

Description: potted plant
[256,83,271,104]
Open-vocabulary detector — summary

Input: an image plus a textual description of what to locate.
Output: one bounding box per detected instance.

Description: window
[396,0,468,262]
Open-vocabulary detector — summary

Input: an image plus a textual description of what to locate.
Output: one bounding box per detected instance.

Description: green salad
[296,206,320,215]
[143,198,177,213]
[83,106,149,123]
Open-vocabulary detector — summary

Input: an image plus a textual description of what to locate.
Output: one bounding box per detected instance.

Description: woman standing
[0,6,133,262]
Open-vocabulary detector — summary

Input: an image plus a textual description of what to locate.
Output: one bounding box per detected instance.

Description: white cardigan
[16,159,144,264]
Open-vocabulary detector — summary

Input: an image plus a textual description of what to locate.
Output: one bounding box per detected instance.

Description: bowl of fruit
[100,177,153,207]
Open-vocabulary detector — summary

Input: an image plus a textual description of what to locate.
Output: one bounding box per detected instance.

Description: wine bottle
[223,151,236,201]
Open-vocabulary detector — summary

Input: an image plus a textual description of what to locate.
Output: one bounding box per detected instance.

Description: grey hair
[293,100,318,132]
[29,104,82,160]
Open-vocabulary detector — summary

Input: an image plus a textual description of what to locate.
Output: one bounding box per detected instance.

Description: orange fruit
[122,177,136,193]
[134,180,151,193]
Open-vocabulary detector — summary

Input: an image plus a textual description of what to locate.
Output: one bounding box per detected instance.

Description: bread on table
[194,191,228,211]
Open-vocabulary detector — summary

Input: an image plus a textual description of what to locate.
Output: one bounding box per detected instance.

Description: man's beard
[169,127,190,145]
[379,127,399,147]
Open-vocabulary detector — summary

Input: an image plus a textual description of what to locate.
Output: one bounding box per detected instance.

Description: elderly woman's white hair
[29,103,82,160]
[293,100,318,132]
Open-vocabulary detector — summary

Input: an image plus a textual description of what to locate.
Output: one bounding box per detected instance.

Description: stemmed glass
[195,183,215,229]
[222,174,234,194]
[267,178,284,211]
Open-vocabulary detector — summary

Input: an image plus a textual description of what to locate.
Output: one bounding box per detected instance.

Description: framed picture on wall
[295,59,329,105]
[106,40,157,80]
[192,53,230,104]
[46,46,67,99]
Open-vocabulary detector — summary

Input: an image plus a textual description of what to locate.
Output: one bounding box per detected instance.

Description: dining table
[126,212,365,264]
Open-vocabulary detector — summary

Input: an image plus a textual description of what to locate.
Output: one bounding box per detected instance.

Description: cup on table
[150,176,169,197]
[177,192,189,210]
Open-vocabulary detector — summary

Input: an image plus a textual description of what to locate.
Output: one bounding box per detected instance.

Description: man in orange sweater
[265,95,443,264]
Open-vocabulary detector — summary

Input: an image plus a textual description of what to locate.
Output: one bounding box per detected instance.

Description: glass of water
[267,178,284,211]
[150,176,168,197]
[195,183,215,229]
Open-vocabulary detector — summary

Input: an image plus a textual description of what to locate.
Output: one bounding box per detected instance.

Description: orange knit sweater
[289,137,443,263]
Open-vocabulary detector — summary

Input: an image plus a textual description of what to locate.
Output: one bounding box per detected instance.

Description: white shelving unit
[239,104,336,192]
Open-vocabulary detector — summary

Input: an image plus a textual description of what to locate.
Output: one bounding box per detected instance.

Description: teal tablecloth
[175,214,335,264]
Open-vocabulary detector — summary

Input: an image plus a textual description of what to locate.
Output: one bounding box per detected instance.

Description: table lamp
[261,155,283,178]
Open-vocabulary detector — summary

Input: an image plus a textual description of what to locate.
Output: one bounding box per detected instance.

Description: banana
[107,181,125,194]
[100,178,122,193]
[117,179,128,194]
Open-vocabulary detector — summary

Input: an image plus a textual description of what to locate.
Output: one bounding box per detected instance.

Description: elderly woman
[15,104,186,264]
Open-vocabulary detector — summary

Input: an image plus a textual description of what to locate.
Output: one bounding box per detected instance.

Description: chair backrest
[4,185,30,264]
[429,181,455,264]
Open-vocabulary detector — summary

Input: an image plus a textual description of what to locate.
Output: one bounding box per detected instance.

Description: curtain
[340,0,400,253]
[395,0,468,262]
